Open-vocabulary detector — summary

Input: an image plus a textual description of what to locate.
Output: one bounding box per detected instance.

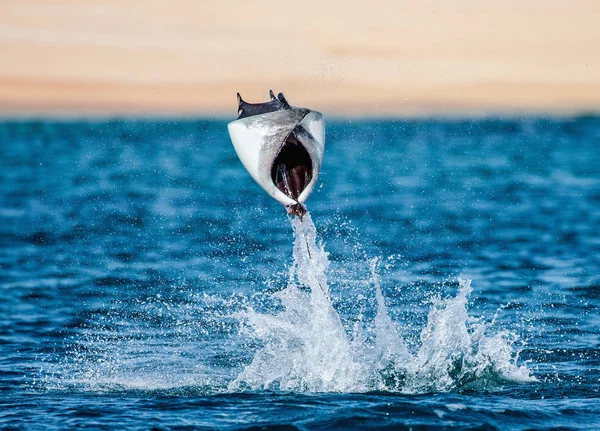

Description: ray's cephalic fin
[277,92,291,109]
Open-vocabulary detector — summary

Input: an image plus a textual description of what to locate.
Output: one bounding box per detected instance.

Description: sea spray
[231,213,536,393]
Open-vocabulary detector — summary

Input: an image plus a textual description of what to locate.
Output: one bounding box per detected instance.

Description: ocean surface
[1,117,599,430]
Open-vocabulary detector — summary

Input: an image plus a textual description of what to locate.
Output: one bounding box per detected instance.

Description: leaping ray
[228,91,326,218]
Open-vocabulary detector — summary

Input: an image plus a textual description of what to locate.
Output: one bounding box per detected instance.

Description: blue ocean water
[1,117,599,430]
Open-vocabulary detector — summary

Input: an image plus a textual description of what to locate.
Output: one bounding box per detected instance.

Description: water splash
[230,213,535,393]
[44,213,534,394]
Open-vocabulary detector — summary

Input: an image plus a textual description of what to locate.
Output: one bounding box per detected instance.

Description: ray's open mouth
[271,132,313,202]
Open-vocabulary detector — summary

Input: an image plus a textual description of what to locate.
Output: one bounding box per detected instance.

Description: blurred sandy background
[1,0,599,117]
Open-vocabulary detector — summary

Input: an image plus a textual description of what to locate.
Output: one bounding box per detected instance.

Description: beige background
[1,0,599,116]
